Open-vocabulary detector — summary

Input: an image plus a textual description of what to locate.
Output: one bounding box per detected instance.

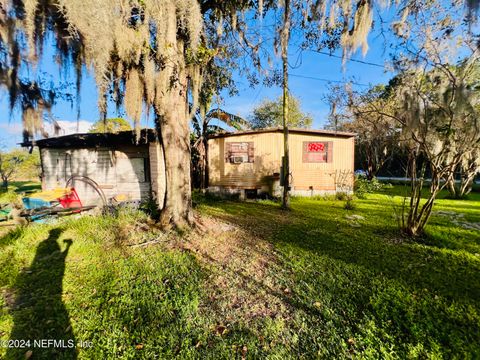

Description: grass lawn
[0,181,42,198]
[0,186,479,359]
[0,181,43,232]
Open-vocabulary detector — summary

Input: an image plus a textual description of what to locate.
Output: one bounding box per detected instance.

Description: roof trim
[208,127,356,139]
[20,129,158,148]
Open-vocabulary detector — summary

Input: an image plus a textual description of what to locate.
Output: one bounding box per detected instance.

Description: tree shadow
[197,199,480,353]
[203,200,480,303]
[7,228,76,360]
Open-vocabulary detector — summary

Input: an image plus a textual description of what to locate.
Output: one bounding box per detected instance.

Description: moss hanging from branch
[1,0,204,135]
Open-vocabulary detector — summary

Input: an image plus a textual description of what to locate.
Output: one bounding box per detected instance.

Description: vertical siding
[289,133,354,191]
[208,132,354,191]
[40,145,152,205]
[208,133,283,188]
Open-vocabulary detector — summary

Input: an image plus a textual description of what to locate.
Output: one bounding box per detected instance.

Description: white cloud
[44,120,94,136]
[0,119,95,150]
[0,119,94,138]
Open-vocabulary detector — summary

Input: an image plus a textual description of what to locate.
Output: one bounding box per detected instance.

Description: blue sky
[218,37,394,129]
[0,12,396,150]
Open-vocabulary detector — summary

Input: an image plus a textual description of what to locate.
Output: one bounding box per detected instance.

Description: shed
[208,127,355,197]
[22,129,165,206]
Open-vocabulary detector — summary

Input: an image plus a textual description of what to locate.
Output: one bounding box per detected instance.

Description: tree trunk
[446,171,474,198]
[281,0,291,210]
[459,176,474,197]
[446,174,457,197]
[403,151,443,236]
[155,6,195,228]
[366,160,375,180]
[365,146,375,180]
[158,75,194,228]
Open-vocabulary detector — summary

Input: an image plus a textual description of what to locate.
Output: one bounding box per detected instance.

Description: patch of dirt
[1,287,16,310]
[112,219,168,247]
[345,214,365,227]
[433,210,480,231]
[182,214,292,326]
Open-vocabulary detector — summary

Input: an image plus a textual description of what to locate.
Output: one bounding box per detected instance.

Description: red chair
[57,188,83,209]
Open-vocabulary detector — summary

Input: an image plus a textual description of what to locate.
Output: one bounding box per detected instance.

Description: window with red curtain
[302,141,333,163]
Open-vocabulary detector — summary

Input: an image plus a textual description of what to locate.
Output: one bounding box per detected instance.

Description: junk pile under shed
[0,187,95,224]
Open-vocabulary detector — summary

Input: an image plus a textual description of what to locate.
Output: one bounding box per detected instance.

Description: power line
[289,73,370,87]
[308,49,385,68]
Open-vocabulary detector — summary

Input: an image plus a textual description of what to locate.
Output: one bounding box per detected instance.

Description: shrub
[355,176,384,198]
[140,197,161,220]
[336,192,348,201]
[344,197,356,210]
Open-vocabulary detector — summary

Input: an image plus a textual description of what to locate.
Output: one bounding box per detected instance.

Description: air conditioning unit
[232,155,247,163]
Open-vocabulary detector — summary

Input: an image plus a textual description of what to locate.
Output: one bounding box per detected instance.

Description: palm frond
[206,108,249,130]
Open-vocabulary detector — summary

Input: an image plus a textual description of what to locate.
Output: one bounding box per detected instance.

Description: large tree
[0,0,219,227]
[349,23,480,236]
[89,118,132,133]
[249,95,313,129]
[327,84,400,180]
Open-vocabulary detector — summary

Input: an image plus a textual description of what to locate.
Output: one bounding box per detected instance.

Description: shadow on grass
[0,227,26,249]
[11,181,41,194]
[434,203,480,213]
[7,228,76,360]
[199,199,480,355]
[205,200,480,303]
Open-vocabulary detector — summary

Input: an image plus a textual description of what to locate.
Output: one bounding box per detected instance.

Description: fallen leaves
[215,325,227,336]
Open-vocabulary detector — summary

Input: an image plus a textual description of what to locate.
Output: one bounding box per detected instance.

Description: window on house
[302,141,333,163]
[225,142,254,163]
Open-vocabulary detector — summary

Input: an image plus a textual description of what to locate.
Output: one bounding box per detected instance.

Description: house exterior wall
[40,145,153,205]
[208,132,282,190]
[208,132,354,196]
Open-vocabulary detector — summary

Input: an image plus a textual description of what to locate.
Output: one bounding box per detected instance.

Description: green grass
[1,186,479,358]
[0,181,42,205]
[0,181,41,195]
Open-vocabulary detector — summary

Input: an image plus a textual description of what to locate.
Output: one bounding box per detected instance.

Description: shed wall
[41,145,153,205]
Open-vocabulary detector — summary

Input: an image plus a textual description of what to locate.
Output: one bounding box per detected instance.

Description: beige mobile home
[208,128,355,198]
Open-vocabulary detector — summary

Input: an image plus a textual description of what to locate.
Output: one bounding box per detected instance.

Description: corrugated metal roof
[20,129,158,148]
[208,127,356,139]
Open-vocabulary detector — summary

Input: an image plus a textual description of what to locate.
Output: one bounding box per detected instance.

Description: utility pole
[281,0,291,210]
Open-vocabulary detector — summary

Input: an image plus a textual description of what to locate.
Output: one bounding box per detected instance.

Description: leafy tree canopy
[0,148,39,188]
[89,118,132,133]
[249,95,313,129]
